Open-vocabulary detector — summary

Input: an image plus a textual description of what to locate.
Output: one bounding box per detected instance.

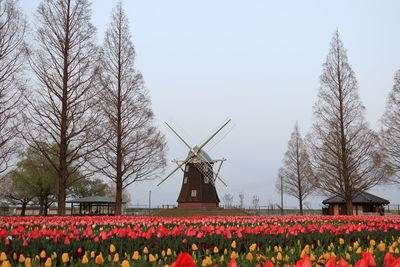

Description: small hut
[67,196,124,216]
[322,192,389,215]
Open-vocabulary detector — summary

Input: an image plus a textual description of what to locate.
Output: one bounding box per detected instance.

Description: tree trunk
[115,180,122,215]
[38,199,44,215]
[20,202,27,216]
[345,194,353,215]
[299,197,303,215]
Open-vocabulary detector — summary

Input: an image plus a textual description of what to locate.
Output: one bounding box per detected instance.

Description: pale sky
[21,1,400,209]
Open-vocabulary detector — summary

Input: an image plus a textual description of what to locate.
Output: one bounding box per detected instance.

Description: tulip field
[1,216,400,266]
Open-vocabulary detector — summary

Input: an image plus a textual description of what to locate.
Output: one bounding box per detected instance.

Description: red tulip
[384,252,396,267]
[264,260,275,267]
[337,257,349,267]
[361,252,377,267]
[296,254,312,267]
[326,257,336,267]
[171,252,197,267]
[22,239,28,247]
[391,258,400,267]
[228,258,238,267]
[354,258,369,267]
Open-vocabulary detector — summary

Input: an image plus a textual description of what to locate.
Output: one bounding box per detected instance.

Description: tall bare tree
[381,70,400,183]
[276,122,313,215]
[91,2,166,215]
[309,31,388,215]
[0,0,26,175]
[24,0,99,215]
[238,192,244,209]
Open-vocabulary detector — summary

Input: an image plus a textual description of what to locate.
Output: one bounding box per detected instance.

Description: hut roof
[66,196,126,204]
[322,192,389,205]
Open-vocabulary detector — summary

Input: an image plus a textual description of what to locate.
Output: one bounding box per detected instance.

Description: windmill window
[204,176,209,184]
[184,177,188,184]
[185,165,189,172]
[191,190,197,197]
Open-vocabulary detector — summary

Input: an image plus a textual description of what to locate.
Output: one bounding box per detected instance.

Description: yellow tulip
[379,243,386,252]
[339,238,345,245]
[161,250,166,257]
[245,253,253,261]
[51,252,57,260]
[18,254,25,263]
[0,261,11,267]
[219,255,224,262]
[132,251,140,260]
[61,253,69,263]
[95,254,104,264]
[24,257,32,267]
[223,249,228,255]
[81,255,89,264]
[213,247,219,253]
[285,255,290,262]
[40,251,46,259]
[121,260,130,267]
[0,252,6,261]
[110,244,116,253]
[356,247,362,254]
[113,253,119,262]
[249,243,257,252]
[346,253,351,261]
[90,251,95,258]
[192,244,198,251]
[149,254,156,262]
[143,247,149,254]
[370,240,376,246]
[277,252,282,261]
[231,240,236,249]
[395,248,399,254]
[274,246,279,252]
[310,254,316,261]
[390,246,395,253]
[230,251,237,259]
[304,245,310,254]
[167,248,172,256]
[44,257,52,267]
[201,256,212,266]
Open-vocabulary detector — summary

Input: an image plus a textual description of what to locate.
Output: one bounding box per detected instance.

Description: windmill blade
[194,153,228,187]
[165,121,192,151]
[204,122,235,152]
[157,156,192,186]
[198,119,232,152]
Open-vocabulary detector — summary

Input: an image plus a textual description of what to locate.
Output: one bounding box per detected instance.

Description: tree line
[277,31,397,215]
[0,0,166,215]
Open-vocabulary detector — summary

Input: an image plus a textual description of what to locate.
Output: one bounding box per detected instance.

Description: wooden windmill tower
[157,119,232,208]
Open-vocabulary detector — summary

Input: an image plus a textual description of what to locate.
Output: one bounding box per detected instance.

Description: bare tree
[238,192,244,209]
[276,122,313,215]
[91,2,166,215]
[0,0,26,175]
[252,195,259,209]
[24,0,99,215]
[223,193,234,208]
[381,70,400,183]
[309,31,388,215]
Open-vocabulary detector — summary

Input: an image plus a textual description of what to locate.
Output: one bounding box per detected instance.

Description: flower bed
[0,215,400,266]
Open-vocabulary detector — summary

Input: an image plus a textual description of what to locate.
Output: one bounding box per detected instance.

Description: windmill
[158,119,233,208]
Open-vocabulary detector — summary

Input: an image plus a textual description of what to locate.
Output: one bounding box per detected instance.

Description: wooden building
[177,148,220,208]
[322,192,389,215]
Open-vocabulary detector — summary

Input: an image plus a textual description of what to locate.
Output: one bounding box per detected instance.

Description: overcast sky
[21,0,400,209]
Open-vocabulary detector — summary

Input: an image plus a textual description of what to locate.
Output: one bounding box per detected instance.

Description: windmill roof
[322,192,389,205]
[66,196,126,203]
[186,146,213,162]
